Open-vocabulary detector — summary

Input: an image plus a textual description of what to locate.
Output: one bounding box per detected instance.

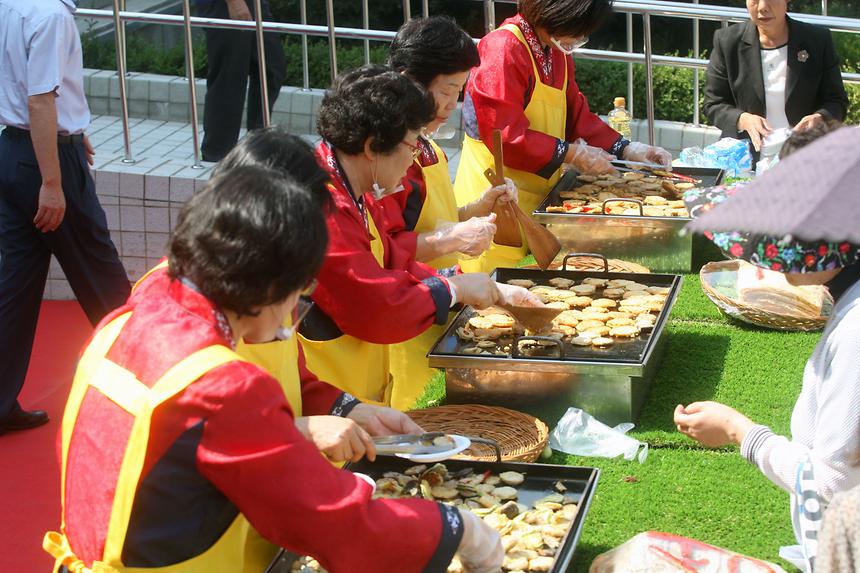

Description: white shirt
[761,45,791,131]
[0,0,90,134]
[742,278,860,542]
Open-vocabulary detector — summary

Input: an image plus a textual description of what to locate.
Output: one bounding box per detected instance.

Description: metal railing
[75,0,860,162]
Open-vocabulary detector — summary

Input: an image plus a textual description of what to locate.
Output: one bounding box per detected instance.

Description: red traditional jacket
[132,262,347,416]
[462,14,623,179]
[60,274,462,571]
[306,142,452,344]
[380,138,446,260]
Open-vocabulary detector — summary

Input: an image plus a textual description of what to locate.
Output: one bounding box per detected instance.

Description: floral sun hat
[684,182,860,273]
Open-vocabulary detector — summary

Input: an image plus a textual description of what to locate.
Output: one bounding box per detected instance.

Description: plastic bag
[549,407,648,463]
[679,146,708,167]
[755,128,792,176]
[702,138,753,177]
[589,531,788,573]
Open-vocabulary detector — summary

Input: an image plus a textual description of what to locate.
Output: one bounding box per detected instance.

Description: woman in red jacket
[301,65,539,406]
[454,0,672,272]
[45,165,502,573]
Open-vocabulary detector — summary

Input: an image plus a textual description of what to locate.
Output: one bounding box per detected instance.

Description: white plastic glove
[456,509,504,573]
[495,282,545,307]
[469,177,518,217]
[565,138,617,175]
[623,141,672,167]
[442,214,497,257]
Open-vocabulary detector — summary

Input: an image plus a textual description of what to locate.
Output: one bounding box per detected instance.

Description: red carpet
[0,302,92,572]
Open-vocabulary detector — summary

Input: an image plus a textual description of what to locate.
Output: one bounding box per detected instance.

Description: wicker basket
[407,404,549,462]
[524,253,650,274]
[700,260,832,332]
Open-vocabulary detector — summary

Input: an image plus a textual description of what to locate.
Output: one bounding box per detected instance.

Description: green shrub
[282,37,389,88]
[574,56,708,124]
[81,28,857,126]
[80,27,208,77]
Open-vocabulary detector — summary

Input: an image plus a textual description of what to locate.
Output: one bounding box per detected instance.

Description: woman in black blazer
[704,0,848,152]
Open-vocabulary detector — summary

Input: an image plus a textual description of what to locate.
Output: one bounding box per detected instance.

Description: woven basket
[407,404,549,462]
[524,256,650,274]
[700,260,831,332]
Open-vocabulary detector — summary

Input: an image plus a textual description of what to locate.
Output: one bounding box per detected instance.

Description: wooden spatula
[498,303,564,333]
[482,129,561,269]
[483,129,522,247]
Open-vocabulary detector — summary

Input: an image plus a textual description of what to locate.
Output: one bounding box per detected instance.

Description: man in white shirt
[0,0,130,434]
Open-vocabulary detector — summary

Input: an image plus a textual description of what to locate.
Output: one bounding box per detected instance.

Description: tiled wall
[44,154,216,300]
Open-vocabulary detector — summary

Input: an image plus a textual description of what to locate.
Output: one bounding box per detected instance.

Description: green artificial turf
[563,448,797,572]
[412,245,823,571]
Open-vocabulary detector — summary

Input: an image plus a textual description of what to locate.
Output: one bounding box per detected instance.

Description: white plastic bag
[549,407,648,463]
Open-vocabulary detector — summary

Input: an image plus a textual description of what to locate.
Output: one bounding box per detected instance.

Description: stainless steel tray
[533,166,724,273]
[428,267,683,427]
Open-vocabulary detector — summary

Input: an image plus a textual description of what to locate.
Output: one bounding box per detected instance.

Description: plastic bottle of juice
[607,97,632,140]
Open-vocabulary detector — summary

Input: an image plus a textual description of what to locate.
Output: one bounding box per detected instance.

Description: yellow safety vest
[133,261,303,416]
[454,23,568,273]
[43,313,278,573]
[299,211,392,406]
[388,140,455,411]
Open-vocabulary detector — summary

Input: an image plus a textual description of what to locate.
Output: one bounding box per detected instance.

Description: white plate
[395,434,471,463]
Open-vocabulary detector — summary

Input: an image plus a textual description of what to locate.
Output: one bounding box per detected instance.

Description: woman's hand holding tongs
[564,138,617,175]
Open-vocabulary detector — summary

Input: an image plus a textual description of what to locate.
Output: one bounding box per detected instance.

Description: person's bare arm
[28,92,65,232]
[226,0,252,20]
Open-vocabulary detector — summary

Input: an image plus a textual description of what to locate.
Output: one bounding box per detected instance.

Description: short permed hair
[779,118,843,159]
[168,166,328,316]
[518,0,614,39]
[388,16,480,88]
[317,64,436,155]
[212,127,331,211]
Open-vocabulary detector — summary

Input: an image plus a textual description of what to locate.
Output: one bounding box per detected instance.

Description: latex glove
[473,177,519,216]
[622,141,672,167]
[565,138,617,175]
[794,112,824,132]
[447,273,503,309]
[294,415,376,463]
[495,282,544,307]
[673,401,755,448]
[450,214,497,256]
[347,403,424,437]
[456,509,504,573]
[737,112,773,151]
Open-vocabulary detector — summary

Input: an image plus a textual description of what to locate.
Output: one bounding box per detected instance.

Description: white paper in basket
[549,407,648,463]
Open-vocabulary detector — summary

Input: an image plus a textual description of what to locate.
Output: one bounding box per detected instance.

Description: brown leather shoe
[0,408,49,434]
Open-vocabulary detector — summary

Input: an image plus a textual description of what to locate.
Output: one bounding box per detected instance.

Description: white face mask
[369,158,406,200]
[551,36,588,55]
[370,182,405,200]
[273,297,314,341]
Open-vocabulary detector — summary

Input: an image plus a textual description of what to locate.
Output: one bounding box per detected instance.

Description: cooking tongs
[611,159,702,184]
[372,432,503,461]
[372,432,453,455]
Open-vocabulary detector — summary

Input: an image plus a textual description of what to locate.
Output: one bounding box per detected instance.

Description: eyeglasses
[400,139,422,160]
[274,279,318,341]
[551,36,589,55]
[301,278,318,297]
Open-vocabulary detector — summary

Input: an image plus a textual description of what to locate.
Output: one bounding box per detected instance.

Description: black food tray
[430,267,682,365]
[266,458,600,573]
[351,457,600,573]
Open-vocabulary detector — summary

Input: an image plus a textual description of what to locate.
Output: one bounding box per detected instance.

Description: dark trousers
[0,132,131,418]
[199,0,287,161]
